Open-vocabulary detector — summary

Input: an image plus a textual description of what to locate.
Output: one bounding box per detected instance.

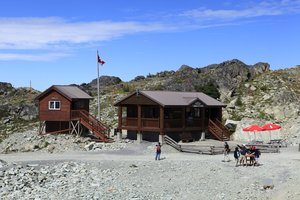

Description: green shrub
[260,85,268,92]
[258,111,267,119]
[235,96,243,106]
[122,84,131,93]
[231,111,243,121]
[194,82,221,99]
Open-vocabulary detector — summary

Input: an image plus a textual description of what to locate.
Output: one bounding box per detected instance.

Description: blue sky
[0,0,299,91]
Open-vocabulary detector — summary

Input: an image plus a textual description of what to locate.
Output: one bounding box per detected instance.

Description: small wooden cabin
[35,85,109,141]
[114,91,230,143]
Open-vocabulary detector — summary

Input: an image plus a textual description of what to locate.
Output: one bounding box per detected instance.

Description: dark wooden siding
[71,99,89,112]
[46,121,69,133]
[121,94,158,105]
[39,91,71,121]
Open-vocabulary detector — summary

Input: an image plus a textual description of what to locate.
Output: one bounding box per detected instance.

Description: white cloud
[180,0,300,20]
[0,52,70,61]
[0,17,166,50]
[1,0,299,61]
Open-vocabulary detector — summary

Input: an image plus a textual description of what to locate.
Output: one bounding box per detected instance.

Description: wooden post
[160,106,164,143]
[118,106,122,130]
[159,106,164,134]
[201,107,205,131]
[182,107,185,129]
[138,105,141,133]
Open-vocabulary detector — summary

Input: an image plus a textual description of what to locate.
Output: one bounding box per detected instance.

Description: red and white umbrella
[243,124,263,141]
[262,123,281,141]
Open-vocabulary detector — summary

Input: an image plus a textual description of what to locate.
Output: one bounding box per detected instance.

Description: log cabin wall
[115,91,227,142]
[39,91,71,121]
[72,99,90,112]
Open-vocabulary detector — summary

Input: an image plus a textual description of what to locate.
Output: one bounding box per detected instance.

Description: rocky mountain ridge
[1,59,299,143]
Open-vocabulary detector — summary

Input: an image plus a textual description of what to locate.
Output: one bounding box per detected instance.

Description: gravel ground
[1,141,300,200]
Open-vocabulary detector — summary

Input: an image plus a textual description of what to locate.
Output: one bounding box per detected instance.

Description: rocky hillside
[1,59,300,143]
[0,82,38,141]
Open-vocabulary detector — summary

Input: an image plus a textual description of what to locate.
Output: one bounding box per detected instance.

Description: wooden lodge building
[114,91,230,143]
[35,85,109,142]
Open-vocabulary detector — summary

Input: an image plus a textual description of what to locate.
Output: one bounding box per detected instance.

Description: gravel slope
[1,142,300,200]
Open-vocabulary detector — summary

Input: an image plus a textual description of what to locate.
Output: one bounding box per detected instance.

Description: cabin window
[142,106,159,118]
[49,101,60,110]
[127,105,137,117]
[164,108,182,119]
[193,108,201,118]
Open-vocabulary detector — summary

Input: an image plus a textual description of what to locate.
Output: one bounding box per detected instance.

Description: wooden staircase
[71,110,111,142]
[208,119,230,141]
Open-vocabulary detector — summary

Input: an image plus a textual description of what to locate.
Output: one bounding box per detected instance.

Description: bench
[268,139,287,147]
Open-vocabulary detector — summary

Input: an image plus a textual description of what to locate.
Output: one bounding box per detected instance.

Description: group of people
[156,141,261,165]
[224,142,261,166]
[234,144,261,166]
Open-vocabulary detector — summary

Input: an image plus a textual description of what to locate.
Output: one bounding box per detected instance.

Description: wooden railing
[164,135,224,155]
[214,119,231,139]
[164,135,181,151]
[208,119,229,141]
[71,110,110,142]
[142,118,159,128]
[121,117,138,127]
[164,119,182,128]
[121,117,160,129]
[185,119,201,127]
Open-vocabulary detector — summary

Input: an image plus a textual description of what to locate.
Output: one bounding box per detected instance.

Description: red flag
[97,51,105,65]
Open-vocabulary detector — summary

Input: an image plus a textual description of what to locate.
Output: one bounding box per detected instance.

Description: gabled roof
[115,90,226,107]
[35,85,93,101]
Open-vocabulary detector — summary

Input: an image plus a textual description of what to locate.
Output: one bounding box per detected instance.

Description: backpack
[156,145,161,153]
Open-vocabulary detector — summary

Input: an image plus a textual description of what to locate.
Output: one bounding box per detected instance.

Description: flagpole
[97,50,100,121]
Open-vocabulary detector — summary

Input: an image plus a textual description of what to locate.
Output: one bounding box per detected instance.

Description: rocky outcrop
[252,62,270,76]
[89,75,122,88]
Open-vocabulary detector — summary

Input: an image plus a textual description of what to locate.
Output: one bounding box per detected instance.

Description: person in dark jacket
[253,146,261,166]
[237,144,248,166]
[223,142,230,162]
[233,147,240,167]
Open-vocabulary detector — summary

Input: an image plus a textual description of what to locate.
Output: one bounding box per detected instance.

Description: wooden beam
[201,108,205,131]
[138,105,141,133]
[182,107,185,129]
[118,106,122,130]
[160,106,164,135]
[42,128,72,135]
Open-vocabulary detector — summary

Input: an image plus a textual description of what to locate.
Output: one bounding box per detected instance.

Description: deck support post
[159,134,164,144]
[200,131,205,141]
[116,131,122,142]
[136,132,142,143]
[70,120,82,136]
[38,121,45,134]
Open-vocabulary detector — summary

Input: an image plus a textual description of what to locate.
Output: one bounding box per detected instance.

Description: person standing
[155,142,161,160]
[253,146,261,166]
[238,144,248,166]
[223,142,230,162]
[233,147,240,166]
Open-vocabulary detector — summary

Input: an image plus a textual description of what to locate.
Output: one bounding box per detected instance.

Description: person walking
[223,142,230,162]
[155,142,161,160]
[233,146,240,166]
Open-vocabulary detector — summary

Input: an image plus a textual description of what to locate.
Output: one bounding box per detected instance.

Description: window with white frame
[49,100,60,110]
